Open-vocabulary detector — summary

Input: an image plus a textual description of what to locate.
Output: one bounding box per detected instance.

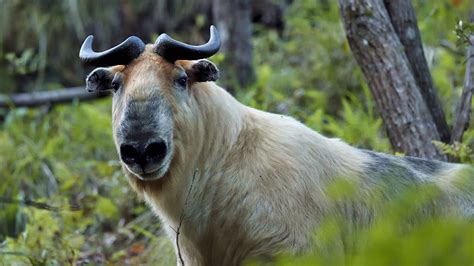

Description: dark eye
[111,74,122,92]
[176,76,187,87]
[111,81,120,91]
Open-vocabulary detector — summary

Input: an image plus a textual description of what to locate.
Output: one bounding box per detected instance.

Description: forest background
[0,0,473,265]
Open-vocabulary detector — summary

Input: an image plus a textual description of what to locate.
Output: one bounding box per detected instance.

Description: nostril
[144,141,167,162]
[120,144,139,165]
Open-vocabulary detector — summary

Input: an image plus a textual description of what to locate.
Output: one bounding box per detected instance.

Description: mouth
[118,138,173,181]
[133,165,165,180]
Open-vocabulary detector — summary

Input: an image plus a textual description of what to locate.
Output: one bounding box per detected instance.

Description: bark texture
[212,0,256,92]
[384,0,451,143]
[338,0,446,160]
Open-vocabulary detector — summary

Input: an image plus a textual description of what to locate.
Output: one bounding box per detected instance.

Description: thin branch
[451,35,474,144]
[0,251,31,257]
[439,40,464,57]
[0,87,108,108]
[172,168,199,266]
[0,196,81,212]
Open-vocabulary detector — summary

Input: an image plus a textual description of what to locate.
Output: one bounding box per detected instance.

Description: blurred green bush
[263,180,474,266]
[0,0,473,264]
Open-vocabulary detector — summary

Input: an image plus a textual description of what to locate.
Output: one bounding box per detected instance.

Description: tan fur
[106,48,470,265]
[129,86,367,264]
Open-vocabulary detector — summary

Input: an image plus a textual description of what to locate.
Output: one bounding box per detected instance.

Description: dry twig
[0,196,81,212]
[170,168,199,266]
[451,35,474,144]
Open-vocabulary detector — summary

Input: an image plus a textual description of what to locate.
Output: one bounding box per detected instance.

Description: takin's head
[80,26,220,180]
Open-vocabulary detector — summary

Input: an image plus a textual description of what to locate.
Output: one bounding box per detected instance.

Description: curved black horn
[154,25,221,62]
[79,35,145,67]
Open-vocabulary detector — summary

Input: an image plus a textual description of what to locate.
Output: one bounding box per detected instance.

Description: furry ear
[178,59,219,82]
[191,59,219,82]
[85,65,124,92]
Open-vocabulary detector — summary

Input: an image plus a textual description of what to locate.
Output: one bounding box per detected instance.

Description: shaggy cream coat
[80,47,472,265]
[120,69,471,265]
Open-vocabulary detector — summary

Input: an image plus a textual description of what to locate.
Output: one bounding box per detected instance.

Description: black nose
[120,139,167,171]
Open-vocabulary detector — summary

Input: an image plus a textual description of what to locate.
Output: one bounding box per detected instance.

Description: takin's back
[238,105,474,220]
[175,88,473,264]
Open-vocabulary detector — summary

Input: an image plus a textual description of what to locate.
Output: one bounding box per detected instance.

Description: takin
[79,26,473,265]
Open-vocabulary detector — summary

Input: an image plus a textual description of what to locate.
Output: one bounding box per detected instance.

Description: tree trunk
[212,0,256,92]
[338,0,446,161]
[384,0,451,143]
[251,0,287,30]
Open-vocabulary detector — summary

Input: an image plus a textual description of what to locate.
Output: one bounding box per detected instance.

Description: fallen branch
[0,87,108,108]
[0,196,81,212]
[171,168,199,266]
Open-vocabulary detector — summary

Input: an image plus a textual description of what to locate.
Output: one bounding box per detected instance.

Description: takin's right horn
[153,25,221,63]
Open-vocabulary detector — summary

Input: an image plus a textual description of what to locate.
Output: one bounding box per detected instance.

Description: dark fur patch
[192,60,219,82]
[120,96,173,142]
[362,150,419,188]
[403,156,441,175]
[86,68,115,92]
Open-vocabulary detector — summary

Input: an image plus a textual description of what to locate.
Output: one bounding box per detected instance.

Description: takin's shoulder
[238,107,372,178]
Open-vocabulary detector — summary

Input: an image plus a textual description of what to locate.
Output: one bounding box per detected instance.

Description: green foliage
[1,0,473,264]
[0,101,168,264]
[248,181,474,266]
[5,49,44,76]
[2,209,85,265]
[455,19,474,47]
[314,85,390,152]
[251,0,361,116]
[434,141,474,163]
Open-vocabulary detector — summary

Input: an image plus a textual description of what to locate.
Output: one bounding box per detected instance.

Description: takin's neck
[127,82,247,226]
[192,82,246,167]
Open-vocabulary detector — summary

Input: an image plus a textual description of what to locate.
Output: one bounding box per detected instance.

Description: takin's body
[79,27,472,265]
[126,81,473,265]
